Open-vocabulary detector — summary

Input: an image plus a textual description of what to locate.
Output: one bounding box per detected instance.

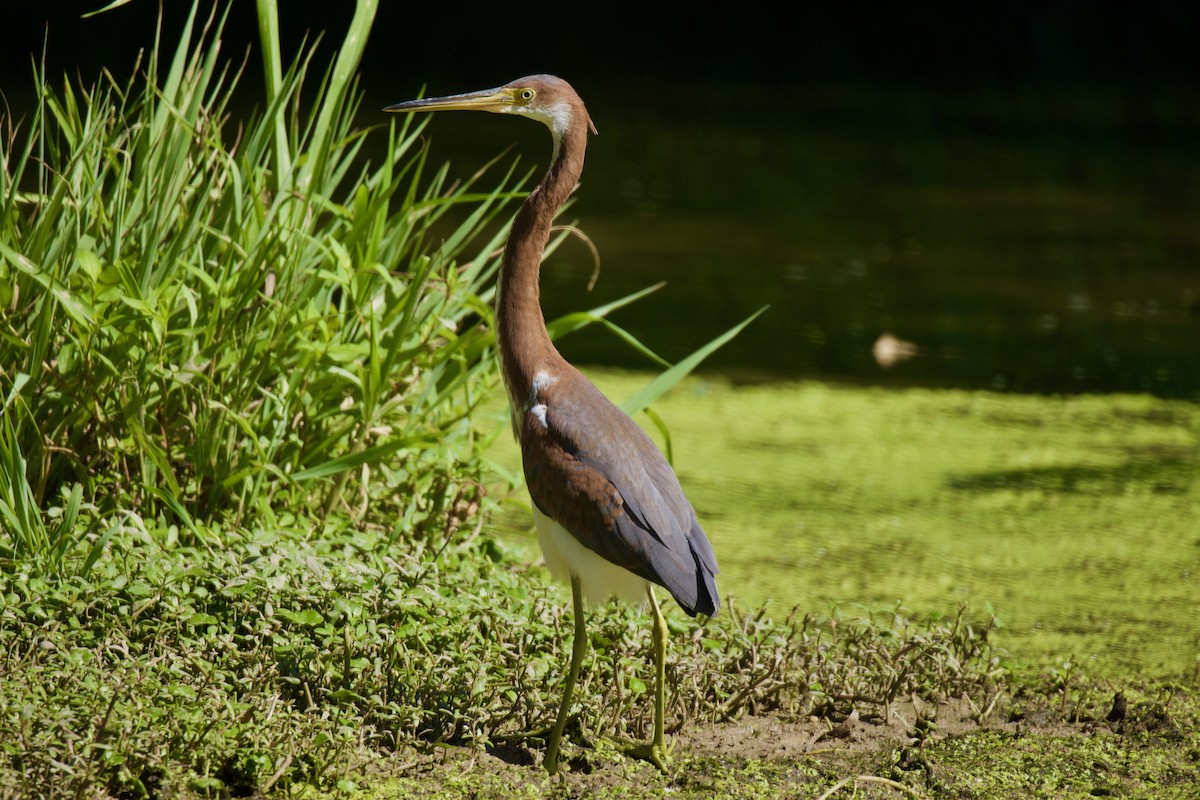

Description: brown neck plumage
[496,103,590,404]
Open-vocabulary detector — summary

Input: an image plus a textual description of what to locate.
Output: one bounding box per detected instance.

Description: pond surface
[414,81,1200,397]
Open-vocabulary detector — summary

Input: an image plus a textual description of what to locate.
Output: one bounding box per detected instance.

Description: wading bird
[386,75,719,775]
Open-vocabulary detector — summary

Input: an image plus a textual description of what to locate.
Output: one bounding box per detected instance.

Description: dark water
[408,82,1200,397]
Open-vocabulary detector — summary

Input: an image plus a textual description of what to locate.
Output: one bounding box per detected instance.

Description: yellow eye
[519,88,536,103]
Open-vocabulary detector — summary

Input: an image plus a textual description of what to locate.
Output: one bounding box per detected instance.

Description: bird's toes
[564,716,599,751]
[623,740,671,773]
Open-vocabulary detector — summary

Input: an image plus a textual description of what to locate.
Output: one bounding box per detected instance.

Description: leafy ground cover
[0,514,1008,797]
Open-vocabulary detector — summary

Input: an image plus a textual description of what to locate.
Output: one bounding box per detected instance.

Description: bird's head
[385,74,597,139]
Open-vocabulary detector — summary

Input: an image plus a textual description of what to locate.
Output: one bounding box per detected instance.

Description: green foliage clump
[0,3,513,563]
[0,526,543,795]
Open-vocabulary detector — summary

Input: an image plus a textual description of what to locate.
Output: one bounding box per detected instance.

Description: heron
[385,75,719,774]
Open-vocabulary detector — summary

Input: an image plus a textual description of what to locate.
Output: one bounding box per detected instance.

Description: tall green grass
[0,2,523,566]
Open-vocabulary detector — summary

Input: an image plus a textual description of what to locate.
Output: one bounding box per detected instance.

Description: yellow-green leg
[625,585,671,772]
[545,574,586,775]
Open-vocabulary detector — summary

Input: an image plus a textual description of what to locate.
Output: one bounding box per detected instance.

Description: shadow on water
[946,449,1198,495]
[412,81,1200,398]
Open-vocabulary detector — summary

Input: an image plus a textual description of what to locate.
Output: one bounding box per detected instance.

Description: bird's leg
[545,574,586,775]
[649,586,668,751]
[624,585,671,772]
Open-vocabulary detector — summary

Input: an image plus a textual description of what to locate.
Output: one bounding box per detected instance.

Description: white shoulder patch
[525,370,557,430]
[529,370,558,403]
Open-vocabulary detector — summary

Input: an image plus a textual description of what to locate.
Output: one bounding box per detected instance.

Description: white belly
[533,505,647,606]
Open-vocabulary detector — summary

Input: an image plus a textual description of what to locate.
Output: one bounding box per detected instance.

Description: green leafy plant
[0,1,521,558]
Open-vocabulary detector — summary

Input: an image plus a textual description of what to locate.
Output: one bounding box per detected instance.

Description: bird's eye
[519,88,536,102]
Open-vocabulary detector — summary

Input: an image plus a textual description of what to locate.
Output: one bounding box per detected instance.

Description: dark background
[5,2,1198,99]
[4,2,1199,396]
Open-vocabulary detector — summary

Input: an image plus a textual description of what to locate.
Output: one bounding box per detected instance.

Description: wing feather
[521,372,719,616]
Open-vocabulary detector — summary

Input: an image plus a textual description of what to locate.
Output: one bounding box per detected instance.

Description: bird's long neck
[496,113,588,406]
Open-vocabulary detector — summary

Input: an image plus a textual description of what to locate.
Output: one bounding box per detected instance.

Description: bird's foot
[623,739,672,773]
[539,717,596,775]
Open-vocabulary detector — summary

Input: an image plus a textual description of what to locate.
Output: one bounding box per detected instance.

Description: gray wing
[521,372,719,617]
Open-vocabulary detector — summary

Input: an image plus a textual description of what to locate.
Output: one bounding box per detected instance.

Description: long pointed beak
[384,87,513,115]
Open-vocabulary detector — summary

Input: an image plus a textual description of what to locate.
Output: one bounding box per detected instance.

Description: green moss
[488,371,1200,681]
[917,705,1200,799]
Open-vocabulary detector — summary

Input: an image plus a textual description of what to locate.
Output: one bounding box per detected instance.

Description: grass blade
[621,305,769,416]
